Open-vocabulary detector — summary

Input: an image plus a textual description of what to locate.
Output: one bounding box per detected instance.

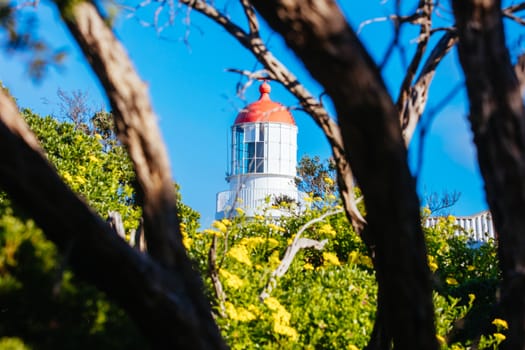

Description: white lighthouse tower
[216,82,304,218]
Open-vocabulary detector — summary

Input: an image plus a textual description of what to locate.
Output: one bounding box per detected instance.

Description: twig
[400,31,458,144]
[209,235,227,317]
[239,0,259,36]
[107,211,126,239]
[396,0,433,117]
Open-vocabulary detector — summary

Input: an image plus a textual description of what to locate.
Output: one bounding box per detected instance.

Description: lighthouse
[216,82,305,218]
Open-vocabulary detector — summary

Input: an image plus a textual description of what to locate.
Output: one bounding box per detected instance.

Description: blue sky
[0,0,499,226]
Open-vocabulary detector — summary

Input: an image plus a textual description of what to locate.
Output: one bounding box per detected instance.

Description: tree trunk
[452,1,525,348]
[0,5,226,348]
[251,1,437,349]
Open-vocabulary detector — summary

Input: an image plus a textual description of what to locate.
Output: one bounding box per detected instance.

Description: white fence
[424,211,496,242]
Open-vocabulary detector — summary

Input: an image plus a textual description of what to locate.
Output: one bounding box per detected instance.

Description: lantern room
[216,82,305,218]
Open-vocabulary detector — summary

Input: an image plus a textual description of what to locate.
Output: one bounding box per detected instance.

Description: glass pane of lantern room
[245,125,256,142]
[259,123,266,141]
[256,159,264,173]
[234,127,245,174]
[256,141,265,158]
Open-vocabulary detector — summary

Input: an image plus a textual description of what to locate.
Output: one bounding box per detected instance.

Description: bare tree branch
[259,208,342,301]
[59,1,182,267]
[239,0,259,35]
[107,210,126,239]
[356,11,427,35]
[209,235,227,317]
[397,0,433,125]
[424,190,461,215]
[515,53,525,94]
[401,31,458,144]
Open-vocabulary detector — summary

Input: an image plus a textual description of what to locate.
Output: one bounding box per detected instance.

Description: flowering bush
[182,199,502,349]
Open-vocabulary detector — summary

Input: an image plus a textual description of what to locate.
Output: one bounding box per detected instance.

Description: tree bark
[452,1,525,348]
[251,1,437,349]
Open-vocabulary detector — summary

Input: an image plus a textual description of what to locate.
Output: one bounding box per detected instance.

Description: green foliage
[181,198,502,349]
[0,337,31,350]
[0,111,149,349]
[0,121,502,350]
[23,109,141,232]
[422,215,501,349]
[296,155,337,201]
[198,207,377,349]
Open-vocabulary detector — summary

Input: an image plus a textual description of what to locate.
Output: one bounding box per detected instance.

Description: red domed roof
[234,83,295,125]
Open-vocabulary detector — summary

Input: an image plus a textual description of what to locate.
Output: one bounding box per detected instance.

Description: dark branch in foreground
[0,86,226,349]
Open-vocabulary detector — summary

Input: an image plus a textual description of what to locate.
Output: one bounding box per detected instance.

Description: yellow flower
[348,345,359,350]
[221,218,232,226]
[88,154,99,163]
[263,297,298,340]
[63,172,73,183]
[348,251,358,264]
[263,297,282,311]
[494,333,506,342]
[428,255,438,272]
[327,194,337,201]
[254,214,264,221]
[446,277,458,286]
[303,263,314,271]
[492,318,508,330]
[219,269,245,289]
[422,207,432,216]
[235,207,244,215]
[323,252,341,266]
[268,223,285,232]
[236,308,256,322]
[319,223,336,237]
[273,323,298,340]
[203,229,222,237]
[268,250,281,268]
[212,220,228,233]
[436,334,446,344]
[324,177,334,185]
[267,238,280,248]
[467,265,476,271]
[447,214,456,222]
[94,133,103,140]
[181,229,192,249]
[239,237,266,250]
[227,245,252,266]
[359,254,373,268]
[224,302,256,322]
[74,175,86,185]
